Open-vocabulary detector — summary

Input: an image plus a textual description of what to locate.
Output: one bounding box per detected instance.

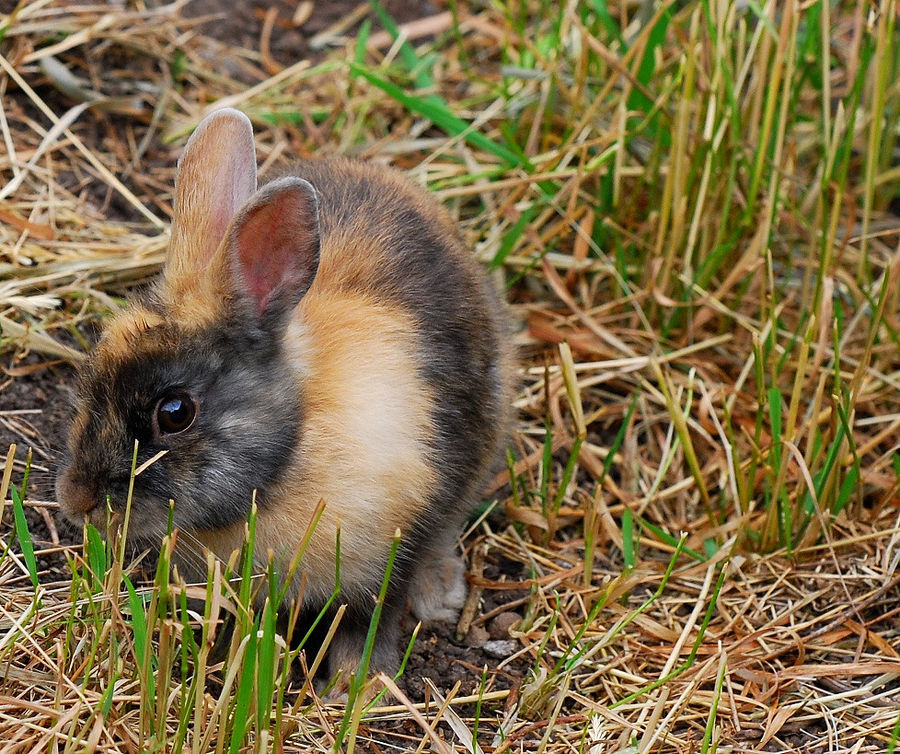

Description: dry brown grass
[1,0,900,751]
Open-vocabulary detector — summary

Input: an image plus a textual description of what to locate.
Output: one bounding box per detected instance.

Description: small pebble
[465,625,489,648]
[483,639,517,659]
[488,611,521,639]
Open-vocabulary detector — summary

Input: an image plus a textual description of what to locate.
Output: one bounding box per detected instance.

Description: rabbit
[55,108,513,693]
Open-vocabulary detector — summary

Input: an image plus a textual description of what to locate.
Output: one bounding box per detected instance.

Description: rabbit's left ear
[167,108,257,287]
[225,176,321,328]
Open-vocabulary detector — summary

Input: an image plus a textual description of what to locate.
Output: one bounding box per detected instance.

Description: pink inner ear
[233,180,319,318]
[237,203,294,314]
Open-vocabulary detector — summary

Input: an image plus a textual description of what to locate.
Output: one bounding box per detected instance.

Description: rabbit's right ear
[225,177,320,335]
[166,109,257,292]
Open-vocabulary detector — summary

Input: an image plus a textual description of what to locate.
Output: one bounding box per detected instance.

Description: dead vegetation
[1,0,900,751]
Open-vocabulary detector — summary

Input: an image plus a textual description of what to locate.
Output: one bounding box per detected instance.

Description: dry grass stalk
[0,0,899,751]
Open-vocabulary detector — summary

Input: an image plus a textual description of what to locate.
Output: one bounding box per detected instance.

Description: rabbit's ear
[226,177,320,328]
[167,109,257,285]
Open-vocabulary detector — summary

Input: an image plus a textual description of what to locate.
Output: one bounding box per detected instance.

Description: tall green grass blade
[637,518,705,563]
[472,664,489,747]
[365,623,421,710]
[700,650,727,754]
[589,0,625,46]
[337,529,402,751]
[491,204,539,269]
[100,673,117,718]
[552,434,583,513]
[767,387,789,548]
[255,596,278,738]
[229,630,258,754]
[125,575,156,704]
[600,393,639,485]
[238,500,259,628]
[10,484,38,590]
[621,507,635,571]
[804,414,847,516]
[295,527,342,654]
[85,524,106,592]
[354,19,371,67]
[832,397,859,516]
[349,63,526,168]
[368,0,434,89]
[626,5,671,144]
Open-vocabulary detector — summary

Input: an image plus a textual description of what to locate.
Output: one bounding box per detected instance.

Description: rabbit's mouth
[55,463,169,539]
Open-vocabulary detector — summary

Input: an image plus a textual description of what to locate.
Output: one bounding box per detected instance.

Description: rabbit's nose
[55,469,99,519]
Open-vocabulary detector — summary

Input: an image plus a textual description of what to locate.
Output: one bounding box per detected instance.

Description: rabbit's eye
[156,393,197,435]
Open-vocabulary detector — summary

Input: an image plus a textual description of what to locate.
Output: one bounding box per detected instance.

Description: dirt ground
[0,0,528,705]
[185,0,441,72]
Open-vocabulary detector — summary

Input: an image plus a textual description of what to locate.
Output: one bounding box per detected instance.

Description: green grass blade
[10,484,38,590]
[621,507,635,571]
[229,629,258,754]
[337,529,402,750]
[368,0,434,89]
[491,204,539,269]
[637,518,706,563]
[350,63,527,168]
[255,596,278,738]
[124,575,156,705]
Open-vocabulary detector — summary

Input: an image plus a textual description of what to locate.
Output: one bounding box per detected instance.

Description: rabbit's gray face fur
[57,318,302,538]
